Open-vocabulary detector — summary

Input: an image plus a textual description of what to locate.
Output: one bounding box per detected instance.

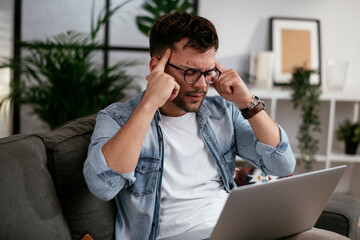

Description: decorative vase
[345,140,359,155]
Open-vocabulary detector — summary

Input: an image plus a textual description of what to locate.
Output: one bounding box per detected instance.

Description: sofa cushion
[0,134,71,240]
[37,114,116,240]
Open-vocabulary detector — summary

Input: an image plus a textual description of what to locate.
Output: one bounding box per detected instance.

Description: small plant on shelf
[289,67,322,170]
[335,119,360,155]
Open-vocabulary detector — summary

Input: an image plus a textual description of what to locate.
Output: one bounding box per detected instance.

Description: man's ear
[149,57,160,72]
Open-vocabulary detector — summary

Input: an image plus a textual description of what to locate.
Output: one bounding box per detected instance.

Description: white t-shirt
[157,112,228,239]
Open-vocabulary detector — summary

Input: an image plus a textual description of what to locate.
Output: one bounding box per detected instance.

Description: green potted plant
[136,0,195,36]
[335,119,360,154]
[289,67,322,169]
[0,2,139,129]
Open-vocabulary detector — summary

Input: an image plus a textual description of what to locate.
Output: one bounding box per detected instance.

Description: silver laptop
[160,165,346,240]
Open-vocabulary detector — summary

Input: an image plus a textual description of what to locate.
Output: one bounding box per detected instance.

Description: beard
[172,89,207,112]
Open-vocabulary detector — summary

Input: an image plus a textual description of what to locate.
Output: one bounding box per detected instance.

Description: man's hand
[143,49,180,110]
[214,61,280,147]
[102,49,180,174]
[213,61,253,109]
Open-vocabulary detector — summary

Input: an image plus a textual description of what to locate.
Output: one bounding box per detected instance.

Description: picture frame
[270,17,321,85]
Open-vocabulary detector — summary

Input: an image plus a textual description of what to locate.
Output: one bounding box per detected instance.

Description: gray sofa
[0,114,359,240]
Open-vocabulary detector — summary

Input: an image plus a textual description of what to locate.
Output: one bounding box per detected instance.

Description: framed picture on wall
[270,17,321,85]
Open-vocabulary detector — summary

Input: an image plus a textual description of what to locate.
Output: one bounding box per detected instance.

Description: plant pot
[345,141,359,155]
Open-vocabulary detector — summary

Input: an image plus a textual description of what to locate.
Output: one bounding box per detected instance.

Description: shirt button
[152,223,156,227]
[159,137,163,141]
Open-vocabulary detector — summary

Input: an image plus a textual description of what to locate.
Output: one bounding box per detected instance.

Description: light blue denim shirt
[83,91,296,240]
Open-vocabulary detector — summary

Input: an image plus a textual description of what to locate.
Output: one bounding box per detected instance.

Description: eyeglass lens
[184,68,221,84]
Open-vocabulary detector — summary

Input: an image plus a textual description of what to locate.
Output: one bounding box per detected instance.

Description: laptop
[160,165,347,240]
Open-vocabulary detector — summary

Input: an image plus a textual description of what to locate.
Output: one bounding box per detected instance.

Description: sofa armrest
[315,193,360,239]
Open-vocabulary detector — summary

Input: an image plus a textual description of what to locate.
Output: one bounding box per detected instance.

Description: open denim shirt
[83,91,296,240]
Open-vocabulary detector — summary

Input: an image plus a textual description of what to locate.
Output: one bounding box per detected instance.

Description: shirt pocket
[223,144,237,163]
[126,157,160,197]
[223,144,237,177]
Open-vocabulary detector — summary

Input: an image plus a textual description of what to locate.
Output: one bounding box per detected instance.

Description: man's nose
[192,73,207,88]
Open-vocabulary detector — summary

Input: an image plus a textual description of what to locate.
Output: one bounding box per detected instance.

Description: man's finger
[155,48,172,71]
[169,82,180,101]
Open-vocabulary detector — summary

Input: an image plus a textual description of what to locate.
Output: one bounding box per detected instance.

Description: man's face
[162,39,216,116]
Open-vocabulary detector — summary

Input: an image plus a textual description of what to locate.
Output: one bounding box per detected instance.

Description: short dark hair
[149,11,219,57]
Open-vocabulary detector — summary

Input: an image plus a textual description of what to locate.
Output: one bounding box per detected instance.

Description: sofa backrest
[0,134,71,240]
[36,114,116,240]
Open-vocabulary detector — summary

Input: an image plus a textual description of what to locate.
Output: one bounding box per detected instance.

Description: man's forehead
[173,39,215,54]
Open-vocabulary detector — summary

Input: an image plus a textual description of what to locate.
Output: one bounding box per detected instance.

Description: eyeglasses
[167,62,221,84]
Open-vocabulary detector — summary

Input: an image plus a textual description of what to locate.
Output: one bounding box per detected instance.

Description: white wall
[198,0,360,147]
[199,0,360,92]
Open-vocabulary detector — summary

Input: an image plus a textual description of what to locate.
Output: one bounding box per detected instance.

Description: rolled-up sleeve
[233,105,296,177]
[83,110,136,201]
[253,124,296,176]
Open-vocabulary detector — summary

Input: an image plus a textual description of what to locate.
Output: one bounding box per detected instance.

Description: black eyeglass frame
[166,62,222,84]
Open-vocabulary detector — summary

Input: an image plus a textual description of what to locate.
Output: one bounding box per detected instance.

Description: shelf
[250,87,360,102]
[329,153,360,162]
[209,86,360,102]
[296,154,360,163]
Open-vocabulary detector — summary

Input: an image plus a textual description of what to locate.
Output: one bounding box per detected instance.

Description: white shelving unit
[251,87,360,168]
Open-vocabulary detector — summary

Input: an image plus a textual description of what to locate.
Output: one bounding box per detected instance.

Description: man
[83,11,347,240]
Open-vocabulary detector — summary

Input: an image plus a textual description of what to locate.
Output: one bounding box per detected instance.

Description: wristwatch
[240,95,266,119]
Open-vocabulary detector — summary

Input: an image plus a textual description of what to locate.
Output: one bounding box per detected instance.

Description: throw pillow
[0,134,71,239]
[38,114,116,240]
[235,167,279,186]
